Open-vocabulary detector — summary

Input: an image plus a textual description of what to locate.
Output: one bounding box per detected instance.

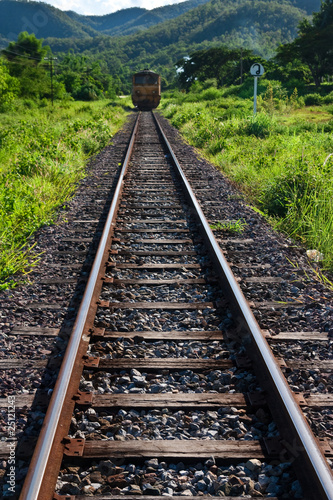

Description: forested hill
[64,0,210,36]
[0,0,99,41]
[0,0,210,44]
[43,0,320,76]
[0,0,321,44]
[0,0,323,88]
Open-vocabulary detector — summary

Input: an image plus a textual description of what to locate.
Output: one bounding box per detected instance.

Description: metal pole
[18,113,141,500]
[253,76,258,115]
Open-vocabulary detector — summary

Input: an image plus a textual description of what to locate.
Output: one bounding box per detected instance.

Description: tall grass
[160,90,333,271]
[0,99,129,288]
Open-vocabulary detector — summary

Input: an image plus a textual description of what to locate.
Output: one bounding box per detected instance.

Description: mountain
[64,8,147,34]
[0,0,323,89]
[65,0,210,36]
[0,0,322,44]
[0,0,211,45]
[43,0,319,75]
[0,0,100,43]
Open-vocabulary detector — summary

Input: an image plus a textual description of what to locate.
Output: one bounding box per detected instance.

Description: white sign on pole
[250,63,264,77]
[250,63,264,115]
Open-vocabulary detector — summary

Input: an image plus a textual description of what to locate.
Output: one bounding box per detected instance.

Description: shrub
[304,93,322,105]
[323,92,333,104]
[23,99,38,109]
[259,162,316,217]
[243,114,276,138]
[200,87,221,101]
[202,78,218,89]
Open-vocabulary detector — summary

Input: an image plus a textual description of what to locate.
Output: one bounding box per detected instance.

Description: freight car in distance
[132,69,161,111]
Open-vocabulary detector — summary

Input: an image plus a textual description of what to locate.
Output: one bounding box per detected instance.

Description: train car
[132,69,161,111]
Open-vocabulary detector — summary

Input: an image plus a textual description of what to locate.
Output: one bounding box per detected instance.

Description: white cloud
[43,0,186,15]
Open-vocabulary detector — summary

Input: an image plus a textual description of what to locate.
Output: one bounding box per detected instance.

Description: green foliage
[304,93,322,105]
[267,56,312,91]
[57,53,116,101]
[272,156,333,270]
[18,64,51,98]
[176,47,269,90]
[259,159,316,217]
[277,0,333,87]
[200,87,221,101]
[0,59,19,108]
[2,33,118,102]
[243,114,276,138]
[2,32,53,100]
[2,31,49,63]
[0,0,328,93]
[323,92,333,104]
[210,219,247,233]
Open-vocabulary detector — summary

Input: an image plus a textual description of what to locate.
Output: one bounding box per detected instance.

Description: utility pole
[44,56,57,106]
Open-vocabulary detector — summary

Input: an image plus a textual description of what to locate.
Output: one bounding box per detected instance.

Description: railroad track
[2,111,332,499]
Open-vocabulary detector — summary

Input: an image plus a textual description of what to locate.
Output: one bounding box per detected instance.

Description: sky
[42,0,186,15]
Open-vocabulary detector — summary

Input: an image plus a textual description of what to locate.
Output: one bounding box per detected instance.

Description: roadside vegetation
[160,82,333,272]
[0,99,129,289]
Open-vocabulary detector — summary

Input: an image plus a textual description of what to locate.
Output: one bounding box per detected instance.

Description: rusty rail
[19,114,140,500]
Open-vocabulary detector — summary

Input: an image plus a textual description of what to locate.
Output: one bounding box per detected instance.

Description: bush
[304,93,322,105]
[39,98,49,107]
[259,163,316,217]
[243,114,276,138]
[323,92,333,104]
[0,60,20,110]
[200,87,221,101]
[23,98,38,109]
[202,78,218,89]
[297,96,305,107]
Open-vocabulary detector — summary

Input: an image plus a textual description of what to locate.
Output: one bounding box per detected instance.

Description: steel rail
[154,112,333,500]
[19,113,140,500]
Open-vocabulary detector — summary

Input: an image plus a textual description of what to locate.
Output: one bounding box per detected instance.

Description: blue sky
[43,0,186,15]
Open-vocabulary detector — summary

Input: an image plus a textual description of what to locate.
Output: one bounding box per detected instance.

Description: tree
[277,0,333,86]
[2,32,49,66]
[2,32,51,98]
[272,47,312,88]
[57,53,116,100]
[176,47,265,90]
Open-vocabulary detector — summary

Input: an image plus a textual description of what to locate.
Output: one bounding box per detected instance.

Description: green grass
[160,88,333,271]
[210,219,247,234]
[0,98,130,289]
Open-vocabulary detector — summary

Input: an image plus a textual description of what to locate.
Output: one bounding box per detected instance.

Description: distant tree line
[0,32,119,106]
[276,0,333,87]
[176,0,333,92]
